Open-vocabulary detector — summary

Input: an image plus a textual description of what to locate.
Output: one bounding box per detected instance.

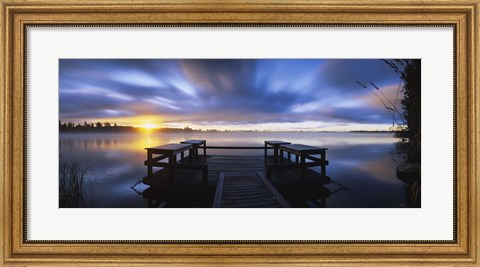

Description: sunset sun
[141,123,156,130]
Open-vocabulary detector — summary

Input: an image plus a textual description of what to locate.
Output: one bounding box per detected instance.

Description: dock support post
[320,150,326,179]
[147,150,153,177]
[169,155,176,181]
[274,146,278,164]
[301,156,306,180]
[264,142,267,162]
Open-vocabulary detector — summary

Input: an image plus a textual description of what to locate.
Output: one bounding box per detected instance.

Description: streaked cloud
[59,59,405,131]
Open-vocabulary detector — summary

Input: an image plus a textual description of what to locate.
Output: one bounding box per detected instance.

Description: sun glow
[110,115,162,129]
[141,123,157,130]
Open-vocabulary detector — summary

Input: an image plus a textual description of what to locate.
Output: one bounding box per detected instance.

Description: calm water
[59,132,408,208]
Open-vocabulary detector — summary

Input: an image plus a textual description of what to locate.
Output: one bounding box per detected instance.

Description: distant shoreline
[59,121,396,134]
[59,128,396,134]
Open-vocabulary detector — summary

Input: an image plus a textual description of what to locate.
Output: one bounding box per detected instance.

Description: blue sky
[59,59,405,131]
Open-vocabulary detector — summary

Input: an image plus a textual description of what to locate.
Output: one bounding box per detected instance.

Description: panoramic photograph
[59,59,421,208]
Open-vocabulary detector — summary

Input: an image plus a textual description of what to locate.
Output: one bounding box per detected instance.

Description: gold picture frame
[1,0,478,265]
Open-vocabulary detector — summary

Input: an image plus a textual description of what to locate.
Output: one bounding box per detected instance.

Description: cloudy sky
[59,59,405,131]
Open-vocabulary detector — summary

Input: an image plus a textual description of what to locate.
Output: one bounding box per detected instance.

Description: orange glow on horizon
[140,123,157,130]
[63,115,392,132]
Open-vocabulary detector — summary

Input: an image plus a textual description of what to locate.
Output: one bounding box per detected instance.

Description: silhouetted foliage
[357,59,420,163]
[59,161,95,208]
[59,121,228,133]
[387,59,421,163]
[403,60,421,162]
[59,120,137,133]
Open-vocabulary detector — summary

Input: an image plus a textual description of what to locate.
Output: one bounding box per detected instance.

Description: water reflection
[276,182,333,208]
[59,132,407,208]
[142,185,215,208]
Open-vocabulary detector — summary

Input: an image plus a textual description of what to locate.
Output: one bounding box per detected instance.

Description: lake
[59,131,408,208]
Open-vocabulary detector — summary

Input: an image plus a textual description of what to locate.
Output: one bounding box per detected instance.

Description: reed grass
[59,161,96,208]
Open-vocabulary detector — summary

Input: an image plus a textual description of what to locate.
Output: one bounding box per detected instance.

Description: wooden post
[181,151,184,160]
[147,150,153,177]
[320,150,326,179]
[295,155,299,163]
[264,142,267,162]
[169,155,176,181]
[203,142,207,157]
[274,145,278,164]
[301,156,306,180]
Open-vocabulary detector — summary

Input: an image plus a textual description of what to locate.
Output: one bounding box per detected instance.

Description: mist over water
[59,132,406,208]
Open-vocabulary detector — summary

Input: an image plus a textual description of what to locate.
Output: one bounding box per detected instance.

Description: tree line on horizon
[59,121,131,132]
[59,121,396,134]
[59,121,216,133]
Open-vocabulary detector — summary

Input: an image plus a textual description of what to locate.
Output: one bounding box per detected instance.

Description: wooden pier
[142,140,330,208]
[143,155,329,187]
[213,172,291,208]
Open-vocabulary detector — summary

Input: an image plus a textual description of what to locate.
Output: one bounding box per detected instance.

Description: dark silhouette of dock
[141,141,330,208]
[143,155,329,186]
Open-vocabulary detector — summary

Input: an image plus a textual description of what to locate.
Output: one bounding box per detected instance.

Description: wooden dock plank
[222,194,273,200]
[144,154,329,208]
[213,171,291,208]
[212,172,225,208]
[223,202,280,208]
[257,172,292,208]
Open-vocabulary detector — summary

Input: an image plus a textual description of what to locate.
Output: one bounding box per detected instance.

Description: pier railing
[205,146,273,150]
[144,141,328,185]
[203,144,328,180]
